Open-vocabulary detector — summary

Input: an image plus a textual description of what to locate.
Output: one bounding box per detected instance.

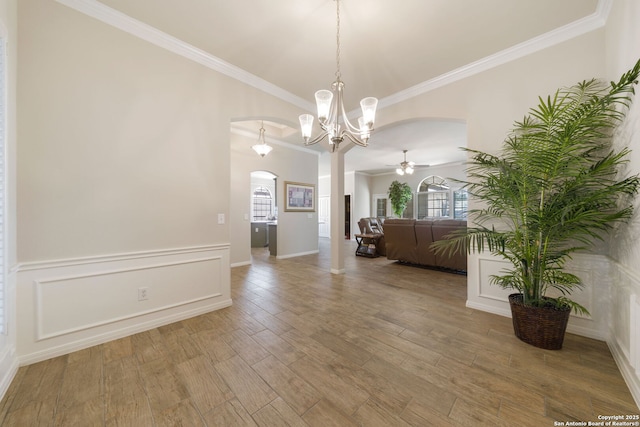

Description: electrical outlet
[138,287,149,301]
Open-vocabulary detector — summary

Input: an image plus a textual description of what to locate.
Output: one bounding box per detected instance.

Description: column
[330,149,345,274]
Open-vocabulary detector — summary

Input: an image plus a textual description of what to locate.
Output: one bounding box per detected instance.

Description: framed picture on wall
[284,181,315,212]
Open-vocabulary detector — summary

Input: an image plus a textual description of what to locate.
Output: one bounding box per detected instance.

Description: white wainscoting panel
[609,263,640,408]
[631,294,640,375]
[16,245,231,364]
[0,336,18,403]
[469,252,640,406]
[467,252,609,340]
[0,270,18,402]
[475,256,512,315]
[560,254,610,340]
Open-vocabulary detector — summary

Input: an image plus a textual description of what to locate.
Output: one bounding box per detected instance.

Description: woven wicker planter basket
[508,293,571,350]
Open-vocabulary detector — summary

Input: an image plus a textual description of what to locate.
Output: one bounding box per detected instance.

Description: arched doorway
[250,171,278,254]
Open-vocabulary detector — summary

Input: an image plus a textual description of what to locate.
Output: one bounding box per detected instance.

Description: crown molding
[56,0,611,114]
[230,126,320,156]
[55,0,315,112]
[378,0,613,110]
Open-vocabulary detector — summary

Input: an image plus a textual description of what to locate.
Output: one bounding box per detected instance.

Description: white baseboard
[0,344,18,402]
[466,300,607,341]
[466,300,511,318]
[15,244,232,364]
[18,298,231,366]
[609,336,640,409]
[276,250,319,260]
[468,254,640,407]
[231,260,251,268]
[566,323,607,341]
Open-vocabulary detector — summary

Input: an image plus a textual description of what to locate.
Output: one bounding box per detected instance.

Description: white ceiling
[88,0,603,175]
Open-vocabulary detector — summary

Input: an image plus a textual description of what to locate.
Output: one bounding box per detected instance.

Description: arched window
[416,176,450,218]
[401,195,414,219]
[252,186,273,221]
[453,189,468,219]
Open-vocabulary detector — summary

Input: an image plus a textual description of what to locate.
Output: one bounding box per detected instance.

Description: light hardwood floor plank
[0,238,637,426]
[252,355,321,416]
[213,355,277,414]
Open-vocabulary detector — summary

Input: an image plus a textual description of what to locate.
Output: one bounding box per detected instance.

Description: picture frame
[284,181,315,212]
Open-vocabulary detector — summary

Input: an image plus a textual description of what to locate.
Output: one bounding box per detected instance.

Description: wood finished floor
[0,238,638,426]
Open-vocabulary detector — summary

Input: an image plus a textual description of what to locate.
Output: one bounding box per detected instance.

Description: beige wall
[606,0,640,271]
[5,0,640,404]
[604,0,640,406]
[0,0,17,401]
[230,130,319,266]
[17,0,303,262]
[10,0,307,366]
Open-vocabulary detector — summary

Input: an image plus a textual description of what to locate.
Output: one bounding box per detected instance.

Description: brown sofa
[357,217,386,256]
[383,218,467,272]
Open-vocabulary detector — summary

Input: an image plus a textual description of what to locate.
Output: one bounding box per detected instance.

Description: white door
[373,194,388,218]
[318,196,330,238]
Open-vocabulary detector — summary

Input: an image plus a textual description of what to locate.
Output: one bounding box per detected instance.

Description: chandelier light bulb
[315,90,333,122]
[252,122,273,157]
[299,114,314,141]
[298,0,377,151]
[360,97,378,127]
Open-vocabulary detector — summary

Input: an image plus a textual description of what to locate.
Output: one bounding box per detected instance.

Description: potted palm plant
[434,60,640,349]
[388,180,413,218]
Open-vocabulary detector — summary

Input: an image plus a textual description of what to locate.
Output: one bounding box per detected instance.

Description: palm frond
[436,58,640,313]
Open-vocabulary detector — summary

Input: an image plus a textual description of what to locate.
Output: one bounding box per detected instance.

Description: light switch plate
[218,213,225,224]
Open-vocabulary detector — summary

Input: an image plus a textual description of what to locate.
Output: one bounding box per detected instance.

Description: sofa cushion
[431,219,467,271]
[358,217,383,235]
[415,220,436,266]
[382,219,418,264]
[384,218,467,272]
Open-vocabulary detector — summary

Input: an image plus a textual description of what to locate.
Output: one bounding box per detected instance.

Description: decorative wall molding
[19,301,229,367]
[0,343,18,403]
[34,256,223,341]
[378,0,613,109]
[469,252,640,407]
[16,244,232,365]
[469,252,609,339]
[230,126,320,156]
[16,244,227,272]
[54,0,313,112]
[55,0,612,114]
[608,261,640,408]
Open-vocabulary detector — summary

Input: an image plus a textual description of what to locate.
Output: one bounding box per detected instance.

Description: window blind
[0,37,6,334]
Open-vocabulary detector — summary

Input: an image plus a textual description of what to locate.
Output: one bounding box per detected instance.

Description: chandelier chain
[298,0,377,150]
[335,0,341,80]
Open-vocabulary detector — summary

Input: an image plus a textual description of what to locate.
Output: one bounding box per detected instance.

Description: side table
[355,233,381,258]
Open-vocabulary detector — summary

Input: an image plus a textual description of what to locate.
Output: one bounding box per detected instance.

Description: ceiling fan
[392,150,423,175]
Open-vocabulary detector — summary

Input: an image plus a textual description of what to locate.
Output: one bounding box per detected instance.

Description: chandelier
[396,150,415,175]
[298,0,378,151]
[252,122,273,157]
